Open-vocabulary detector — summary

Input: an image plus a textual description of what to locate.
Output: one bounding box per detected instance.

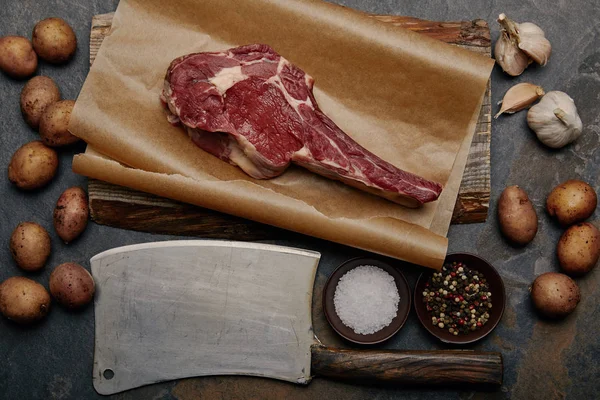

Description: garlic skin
[527,91,582,149]
[495,13,552,76]
[495,83,545,118]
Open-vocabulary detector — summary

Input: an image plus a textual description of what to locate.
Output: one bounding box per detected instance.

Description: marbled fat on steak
[161,44,442,207]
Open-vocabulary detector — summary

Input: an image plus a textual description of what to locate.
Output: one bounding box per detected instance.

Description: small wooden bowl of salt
[323,258,411,344]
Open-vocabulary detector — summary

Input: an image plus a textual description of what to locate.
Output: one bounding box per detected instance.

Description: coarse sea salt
[333,265,400,335]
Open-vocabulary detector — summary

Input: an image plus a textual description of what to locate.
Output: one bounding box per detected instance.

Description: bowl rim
[322,257,411,345]
[413,252,506,345]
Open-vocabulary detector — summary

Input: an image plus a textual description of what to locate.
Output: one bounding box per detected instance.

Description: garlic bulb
[495,13,552,76]
[527,91,582,149]
[495,83,545,118]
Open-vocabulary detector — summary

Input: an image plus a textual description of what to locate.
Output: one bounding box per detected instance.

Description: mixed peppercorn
[422,261,492,336]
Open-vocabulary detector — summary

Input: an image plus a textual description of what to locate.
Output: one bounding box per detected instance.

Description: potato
[20,76,61,130]
[0,277,51,324]
[547,180,597,226]
[39,100,79,147]
[8,140,58,190]
[498,185,538,245]
[0,36,38,79]
[49,262,95,309]
[557,222,600,276]
[53,187,89,243]
[9,222,51,272]
[32,18,77,64]
[530,272,580,319]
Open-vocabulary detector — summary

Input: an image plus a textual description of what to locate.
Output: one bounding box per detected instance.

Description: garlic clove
[495,14,530,76]
[527,91,582,149]
[495,83,545,118]
[494,31,531,76]
[518,35,552,66]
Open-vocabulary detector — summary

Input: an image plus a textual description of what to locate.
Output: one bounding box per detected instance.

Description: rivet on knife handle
[310,346,503,388]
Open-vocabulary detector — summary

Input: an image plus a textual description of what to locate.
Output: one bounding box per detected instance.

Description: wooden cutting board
[87,12,492,240]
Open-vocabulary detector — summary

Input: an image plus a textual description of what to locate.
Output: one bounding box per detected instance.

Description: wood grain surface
[310,346,503,387]
[87,12,491,239]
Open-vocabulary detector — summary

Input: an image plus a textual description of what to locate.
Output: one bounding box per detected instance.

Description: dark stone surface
[1,1,598,399]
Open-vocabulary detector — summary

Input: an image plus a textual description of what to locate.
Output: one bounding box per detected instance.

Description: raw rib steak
[161,44,442,207]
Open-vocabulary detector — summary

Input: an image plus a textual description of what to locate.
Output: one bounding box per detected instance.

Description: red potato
[8,141,58,190]
[498,185,538,245]
[530,272,580,319]
[20,76,61,129]
[9,222,51,272]
[0,277,51,324]
[0,36,37,79]
[546,180,597,226]
[53,187,89,243]
[39,100,79,147]
[32,18,77,64]
[49,263,95,309]
[557,223,600,276]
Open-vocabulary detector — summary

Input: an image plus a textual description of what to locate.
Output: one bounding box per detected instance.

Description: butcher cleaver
[91,241,502,395]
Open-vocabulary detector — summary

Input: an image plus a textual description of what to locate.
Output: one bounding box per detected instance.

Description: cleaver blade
[92,240,502,395]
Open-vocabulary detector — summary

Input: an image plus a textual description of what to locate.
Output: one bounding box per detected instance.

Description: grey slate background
[0,0,598,399]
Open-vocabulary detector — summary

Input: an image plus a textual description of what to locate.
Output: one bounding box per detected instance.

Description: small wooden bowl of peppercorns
[414,253,506,345]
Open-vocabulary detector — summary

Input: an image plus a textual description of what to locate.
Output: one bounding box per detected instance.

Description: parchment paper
[70,0,494,270]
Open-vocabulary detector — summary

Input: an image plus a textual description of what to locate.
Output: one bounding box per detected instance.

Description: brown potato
[557,222,600,276]
[20,76,61,129]
[32,18,77,64]
[49,262,95,309]
[498,185,538,245]
[0,277,51,324]
[54,187,89,243]
[8,140,58,190]
[0,36,38,79]
[546,180,597,226]
[39,100,79,147]
[9,222,51,272]
[530,272,580,319]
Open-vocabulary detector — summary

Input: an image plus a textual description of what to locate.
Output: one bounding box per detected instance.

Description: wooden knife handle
[310,346,502,388]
